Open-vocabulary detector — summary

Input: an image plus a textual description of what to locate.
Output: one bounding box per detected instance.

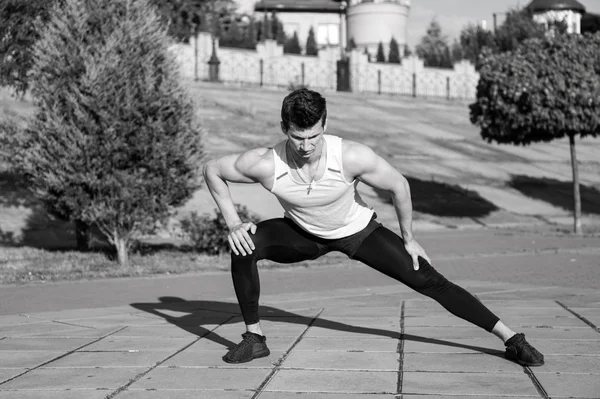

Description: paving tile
[117,390,253,399]
[0,337,94,351]
[319,306,400,318]
[62,315,168,328]
[84,336,196,352]
[0,351,63,368]
[535,373,600,398]
[292,337,398,352]
[25,326,117,339]
[132,367,270,390]
[404,326,491,339]
[403,336,501,354]
[303,322,400,339]
[1,367,146,390]
[0,369,25,383]
[260,394,394,399]
[0,390,110,399]
[0,322,90,337]
[534,339,600,355]
[402,396,538,399]
[402,371,539,396]
[113,324,222,338]
[403,352,522,373]
[22,307,133,321]
[282,350,399,371]
[569,308,600,326]
[536,355,600,375]
[0,315,51,326]
[265,369,397,394]
[162,349,285,367]
[49,350,172,367]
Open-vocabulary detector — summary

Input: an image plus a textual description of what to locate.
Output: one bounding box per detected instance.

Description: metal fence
[189,55,477,99]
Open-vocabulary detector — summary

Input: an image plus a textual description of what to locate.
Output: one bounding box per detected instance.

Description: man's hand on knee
[228,222,257,256]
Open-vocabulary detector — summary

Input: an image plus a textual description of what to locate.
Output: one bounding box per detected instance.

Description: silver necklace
[288,142,323,195]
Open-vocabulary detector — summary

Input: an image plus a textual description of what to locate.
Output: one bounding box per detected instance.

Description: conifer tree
[306,26,318,56]
[388,37,400,63]
[19,0,204,265]
[376,41,385,62]
[284,31,301,54]
[243,17,257,49]
[261,13,271,40]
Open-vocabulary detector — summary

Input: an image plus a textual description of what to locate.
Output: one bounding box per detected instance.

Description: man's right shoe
[504,333,545,366]
[222,332,270,364]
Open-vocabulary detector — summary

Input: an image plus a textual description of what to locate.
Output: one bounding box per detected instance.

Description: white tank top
[270,134,374,239]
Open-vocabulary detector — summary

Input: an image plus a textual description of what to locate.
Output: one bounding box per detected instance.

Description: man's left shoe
[222,332,270,364]
[504,333,545,366]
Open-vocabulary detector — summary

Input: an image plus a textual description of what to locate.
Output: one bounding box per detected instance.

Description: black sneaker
[504,333,544,366]
[222,332,270,364]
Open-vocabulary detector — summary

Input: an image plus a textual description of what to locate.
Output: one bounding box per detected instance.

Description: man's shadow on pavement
[130,296,505,359]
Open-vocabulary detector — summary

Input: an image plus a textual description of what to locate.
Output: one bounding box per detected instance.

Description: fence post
[259,59,264,87]
[301,62,305,86]
[446,76,450,100]
[412,73,417,98]
[377,70,381,95]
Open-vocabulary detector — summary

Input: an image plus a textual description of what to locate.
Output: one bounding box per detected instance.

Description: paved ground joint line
[251,308,325,399]
[524,366,550,399]
[51,320,97,329]
[556,300,600,332]
[396,300,405,395]
[105,315,237,399]
[0,326,127,386]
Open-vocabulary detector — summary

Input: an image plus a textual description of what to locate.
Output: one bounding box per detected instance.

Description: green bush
[180,204,261,255]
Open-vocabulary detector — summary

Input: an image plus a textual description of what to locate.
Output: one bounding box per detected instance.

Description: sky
[405,0,600,47]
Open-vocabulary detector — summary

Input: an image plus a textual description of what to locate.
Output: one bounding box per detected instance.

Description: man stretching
[203,88,544,366]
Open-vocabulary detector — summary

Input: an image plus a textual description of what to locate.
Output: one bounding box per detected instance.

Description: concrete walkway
[1,229,599,398]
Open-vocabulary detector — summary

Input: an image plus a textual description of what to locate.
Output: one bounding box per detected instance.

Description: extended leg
[352,226,544,366]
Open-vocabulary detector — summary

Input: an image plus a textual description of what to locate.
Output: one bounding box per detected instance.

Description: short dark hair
[281,88,327,132]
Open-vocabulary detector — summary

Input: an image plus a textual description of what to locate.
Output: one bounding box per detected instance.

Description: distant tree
[582,13,600,34]
[150,0,211,42]
[284,31,301,54]
[415,19,453,68]
[470,33,600,235]
[347,37,357,51]
[221,17,242,48]
[494,8,546,53]
[404,44,412,57]
[271,13,286,45]
[306,26,318,56]
[450,38,463,63]
[243,17,257,49]
[261,12,272,40]
[388,37,400,63]
[376,41,385,62]
[0,0,62,96]
[458,23,496,66]
[19,0,204,265]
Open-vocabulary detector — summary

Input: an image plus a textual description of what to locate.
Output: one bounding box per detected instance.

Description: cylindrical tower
[346,0,410,55]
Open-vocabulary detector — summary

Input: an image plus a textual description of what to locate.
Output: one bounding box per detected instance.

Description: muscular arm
[343,140,414,240]
[203,148,272,229]
[343,140,431,270]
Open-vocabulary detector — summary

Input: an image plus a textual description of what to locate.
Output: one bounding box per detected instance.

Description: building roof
[254,0,344,13]
[525,0,586,13]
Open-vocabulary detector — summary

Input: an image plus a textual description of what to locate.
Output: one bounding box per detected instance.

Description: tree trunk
[569,134,582,236]
[114,233,129,267]
[75,220,90,251]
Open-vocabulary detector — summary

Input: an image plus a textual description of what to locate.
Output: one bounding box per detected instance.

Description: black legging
[231,217,499,332]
